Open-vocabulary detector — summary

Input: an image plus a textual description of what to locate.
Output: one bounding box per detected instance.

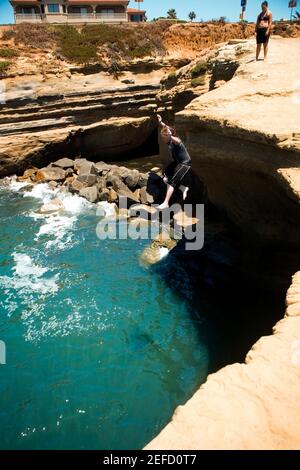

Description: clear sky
[0,0,293,25]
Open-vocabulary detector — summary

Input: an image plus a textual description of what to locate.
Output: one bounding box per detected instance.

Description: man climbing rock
[157,114,192,209]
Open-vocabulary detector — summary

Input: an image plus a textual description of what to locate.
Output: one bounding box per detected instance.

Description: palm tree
[188,11,196,22]
[167,9,177,20]
[292,10,300,19]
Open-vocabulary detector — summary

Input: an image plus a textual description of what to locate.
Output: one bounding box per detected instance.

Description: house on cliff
[10,0,146,24]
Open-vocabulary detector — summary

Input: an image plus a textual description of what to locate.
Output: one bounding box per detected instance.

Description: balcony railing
[15,12,128,24]
[67,13,95,20]
[15,14,42,23]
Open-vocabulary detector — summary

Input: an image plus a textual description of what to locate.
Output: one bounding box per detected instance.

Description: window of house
[80,8,89,15]
[21,7,35,14]
[62,5,66,13]
[72,7,89,15]
[100,9,115,15]
[48,4,60,13]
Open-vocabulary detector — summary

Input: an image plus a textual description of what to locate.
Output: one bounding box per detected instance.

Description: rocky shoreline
[2,157,199,265]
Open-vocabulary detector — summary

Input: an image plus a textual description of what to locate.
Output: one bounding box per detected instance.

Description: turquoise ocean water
[0,180,210,450]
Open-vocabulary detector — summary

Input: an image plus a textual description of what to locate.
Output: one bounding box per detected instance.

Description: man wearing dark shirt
[157,115,191,209]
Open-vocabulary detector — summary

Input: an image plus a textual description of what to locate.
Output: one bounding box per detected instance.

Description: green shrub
[191,76,206,87]
[55,25,98,63]
[191,61,207,78]
[0,61,11,76]
[0,48,19,58]
[128,45,152,58]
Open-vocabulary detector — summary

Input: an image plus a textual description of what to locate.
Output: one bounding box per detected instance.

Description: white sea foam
[0,252,59,296]
[96,201,117,218]
[23,183,94,251]
[34,214,76,251]
[5,175,33,192]
[23,183,60,202]
[23,182,92,213]
[59,192,92,214]
[158,247,170,260]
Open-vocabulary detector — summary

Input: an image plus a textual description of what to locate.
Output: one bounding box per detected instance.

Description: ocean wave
[34,214,76,251]
[0,252,59,296]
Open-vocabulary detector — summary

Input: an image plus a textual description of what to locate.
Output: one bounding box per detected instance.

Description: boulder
[118,184,140,206]
[35,166,66,182]
[129,204,157,218]
[96,176,106,193]
[137,173,149,188]
[108,188,118,203]
[48,180,59,189]
[65,168,74,177]
[18,168,37,181]
[125,169,140,190]
[106,172,123,192]
[133,188,141,202]
[117,166,131,179]
[79,186,98,203]
[63,175,75,186]
[99,188,110,201]
[140,186,154,204]
[77,174,97,186]
[74,158,97,176]
[37,198,64,214]
[95,161,112,175]
[173,210,199,228]
[139,245,170,266]
[53,158,74,169]
[70,178,85,193]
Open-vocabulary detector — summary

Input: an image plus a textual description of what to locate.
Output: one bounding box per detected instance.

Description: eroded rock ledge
[172,38,300,248]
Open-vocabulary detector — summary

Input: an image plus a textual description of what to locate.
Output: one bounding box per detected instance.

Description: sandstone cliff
[171,37,300,248]
[147,37,300,450]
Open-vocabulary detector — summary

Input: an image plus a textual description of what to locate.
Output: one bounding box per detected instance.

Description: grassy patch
[127,45,152,58]
[1,21,170,64]
[191,61,208,78]
[55,25,98,63]
[0,48,19,58]
[0,61,11,76]
[191,76,206,87]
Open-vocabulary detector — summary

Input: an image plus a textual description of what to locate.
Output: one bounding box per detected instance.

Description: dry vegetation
[1,21,172,64]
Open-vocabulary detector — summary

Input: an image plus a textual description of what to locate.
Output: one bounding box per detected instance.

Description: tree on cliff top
[188,11,196,22]
[167,9,177,19]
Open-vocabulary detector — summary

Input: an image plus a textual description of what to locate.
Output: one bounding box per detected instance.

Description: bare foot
[157,202,169,210]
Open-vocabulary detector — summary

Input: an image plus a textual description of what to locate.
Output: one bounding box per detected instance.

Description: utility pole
[135,0,144,23]
[289,1,298,21]
[240,0,247,21]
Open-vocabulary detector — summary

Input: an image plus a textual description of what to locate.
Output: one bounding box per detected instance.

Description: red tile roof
[10,0,129,3]
[68,0,129,3]
[10,1,39,3]
[127,8,146,13]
